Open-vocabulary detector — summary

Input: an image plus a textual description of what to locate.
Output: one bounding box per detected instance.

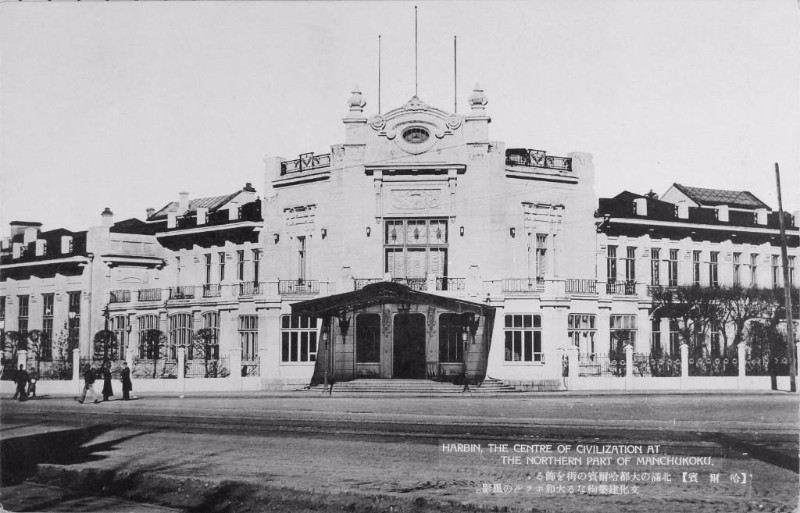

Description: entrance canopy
[290,281,495,318]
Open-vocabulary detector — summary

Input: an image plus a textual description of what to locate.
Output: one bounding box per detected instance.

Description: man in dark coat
[14,365,29,402]
[101,362,114,401]
[120,361,132,400]
[78,364,100,404]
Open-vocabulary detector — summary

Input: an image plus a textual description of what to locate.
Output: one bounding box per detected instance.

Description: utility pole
[775,163,796,393]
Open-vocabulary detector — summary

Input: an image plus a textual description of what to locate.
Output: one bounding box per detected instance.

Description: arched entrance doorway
[393,313,426,378]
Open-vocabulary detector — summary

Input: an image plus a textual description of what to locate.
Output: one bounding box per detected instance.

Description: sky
[1,0,799,233]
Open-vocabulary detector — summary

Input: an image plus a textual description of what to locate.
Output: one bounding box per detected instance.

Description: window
[239,315,258,361]
[111,315,127,360]
[668,249,679,287]
[692,251,701,286]
[568,314,596,355]
[504,314,543,363]
[733,253,741,287]
[772,255,780,288]
[297,236,307,282]
[790,256,796,287]
[650,248,660,286]
[668,320,680,355]
[218,252,226,282]
[41,294,54,360]
[168,313,193,361]
[402,127,430,144]
[197,311,219,360]
[356,314,381,363]
[650,319,661,353]
[709,252,719,287]
[137,314,160,359]
[535,234,547,281]
[438,314,464,363]
[609,314,637,353]
[281,315,318,363]
[710,328,721,357]
[384,219,448,280]
[205,254,213,285]
[252,249,261,284]
[17,295,29,333]
[237,250,246,282]
[606,246,617,283]
[750,253,758,286]
[624,247,636,284]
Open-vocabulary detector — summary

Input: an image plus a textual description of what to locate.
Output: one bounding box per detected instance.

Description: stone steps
[300,377,524,396]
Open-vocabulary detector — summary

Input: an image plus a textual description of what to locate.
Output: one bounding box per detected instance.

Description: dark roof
[9,221,43,227]
[111,218,163,236]
[672,183,769,210]
[148,192,239,221]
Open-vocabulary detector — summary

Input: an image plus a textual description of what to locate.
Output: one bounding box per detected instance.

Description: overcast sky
[1,0,799,232]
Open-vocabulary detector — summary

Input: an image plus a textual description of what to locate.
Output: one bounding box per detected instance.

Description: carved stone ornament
[446,114,463,130]
[368,114,386,131]
[348,87,366,112]
[402,95,430,112]
[390,189,442,210]
[468,83,488,108]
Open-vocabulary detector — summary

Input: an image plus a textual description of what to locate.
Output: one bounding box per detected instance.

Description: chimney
[23,226,38,244]
[61,235,73,254]
[676,202,689,219]
[633,198,648,216]
[755,208,768,225]
[179,192,190,213]
[146,207,155,219]
[196,207,208,225]
[167,212,178,229]
[35,239,46,256]
[244,182,255,192]
[12,242,23,259]
[10,221,42,240]
[716,205,729,222]
[101,207,114,227]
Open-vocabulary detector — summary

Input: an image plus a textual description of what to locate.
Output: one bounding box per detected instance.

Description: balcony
[238,281,261,297]
[137,288,162,302]
[505,148,572,171]
[279,279,320,295]
[202,283,221,298]
[169,286,196,300]
[392,277,428,291]
[436,277,465,291]
[605,280,637,295]
[109,290,131,303]
[564,279,597,294]
[501,278,545,293]
[280,152,331,175]
[354,278,382,290]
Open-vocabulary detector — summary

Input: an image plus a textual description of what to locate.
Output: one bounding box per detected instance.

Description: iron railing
[577,353,626,377]
[238,282,261,297]
[169,286,196,300]
[109,290,131,303]
[354,278,382,290]
[202,283,221,298]
[137,288,162,302]
[501,278,544,293]
[392,277,427,291]
[278,280,320,295]
[280,152,332,175]
[605,280,636,295]
[185,357,229,378]
[436,277,465,291]
[505,148,572,171]
[565,279,597,294]
[241,359,260,377]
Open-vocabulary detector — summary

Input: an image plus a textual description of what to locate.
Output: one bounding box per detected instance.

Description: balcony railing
[564,279,597,294]
[280,152,332,175]
[354,278,382,290]
[505,148,572,171]
[137,288,162,302]
[202,283,221,298]
[605,280,637,295]
[436,277,465,291]
[238,281,261,297]
[279,279,320,295]
[109,290,131,303]
[501,278,544,293]
[392,277,428,291]
[169,286,196,300]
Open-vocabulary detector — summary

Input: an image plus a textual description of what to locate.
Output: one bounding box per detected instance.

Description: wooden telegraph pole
[775,163,797,393]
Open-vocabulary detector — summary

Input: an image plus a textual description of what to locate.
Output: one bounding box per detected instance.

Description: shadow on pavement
[706,432,799,473]
[1,424,153,485]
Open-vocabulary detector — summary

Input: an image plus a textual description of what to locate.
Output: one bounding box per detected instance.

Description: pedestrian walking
[78,364,100,404]
[27,367,38,399]
[14,365,29,402]
[120,361,132,400]
[101,362,114,401]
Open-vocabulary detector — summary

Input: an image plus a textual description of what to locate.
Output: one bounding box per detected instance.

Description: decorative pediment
[368,96,463,155]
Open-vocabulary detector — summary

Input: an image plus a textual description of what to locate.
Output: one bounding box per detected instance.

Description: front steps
[299,377,525,396]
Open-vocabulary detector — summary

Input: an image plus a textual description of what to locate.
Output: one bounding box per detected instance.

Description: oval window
[402,127,429,144]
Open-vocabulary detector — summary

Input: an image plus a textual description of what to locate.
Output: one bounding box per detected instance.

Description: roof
[148,192,239,221]
[671,183,769,210]
[111,218,164,235]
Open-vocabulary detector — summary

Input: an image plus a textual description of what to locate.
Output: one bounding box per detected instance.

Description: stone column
[72,348,81,394]
[737,343,746,378]
[796,342,800,376]
[625,344,634,388]
[680,343,689,378]
[177,346,186,395]
[567,345,579,381]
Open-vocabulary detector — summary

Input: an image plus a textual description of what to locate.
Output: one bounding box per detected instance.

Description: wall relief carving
[389,189,443,210]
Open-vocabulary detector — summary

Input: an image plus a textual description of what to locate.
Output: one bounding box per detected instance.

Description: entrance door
[393,313,426,378]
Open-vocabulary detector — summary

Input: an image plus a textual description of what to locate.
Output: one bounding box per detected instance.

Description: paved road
[1,393,798,512]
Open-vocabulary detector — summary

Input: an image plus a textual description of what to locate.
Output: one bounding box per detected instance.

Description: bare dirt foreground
[1,392,798,513]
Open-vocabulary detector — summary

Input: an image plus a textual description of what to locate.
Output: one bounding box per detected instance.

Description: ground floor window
[609,314,637,353]
[650,319,661,353]
[137,314,160,359]
[169,313,193,361]
[193,311,219,360]
[568,314,596,355]
[239,315,258,361]
[504,314,542,363]
[281,315,318,363]
[356,314,380,363]
[438,313,463,363]
[668,320,680,355]
[111,315,128,359]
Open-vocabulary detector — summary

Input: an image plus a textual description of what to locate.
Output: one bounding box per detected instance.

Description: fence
[577,353,626,377]
[241,359,260,377]
[688,356,738,377]
[745,355,791,376]
[132,359,178,379]
[28,356,73,380]
[185,357,230,378]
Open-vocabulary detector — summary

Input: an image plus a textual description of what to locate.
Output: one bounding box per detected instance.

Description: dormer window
[403,127,429,144]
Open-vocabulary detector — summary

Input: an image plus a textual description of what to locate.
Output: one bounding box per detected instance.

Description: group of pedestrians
[78,361,132,404]
[12,365,37,401]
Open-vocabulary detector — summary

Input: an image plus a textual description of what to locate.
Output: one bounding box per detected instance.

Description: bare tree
[93,329,118,363]
[189,328,219,378]
[142,329,167,379]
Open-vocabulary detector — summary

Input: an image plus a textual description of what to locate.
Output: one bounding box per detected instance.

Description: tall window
[732,253,741,287]
[385,219,448,280]
[239,315,258,361]
[750,253,758,286]
[692,251,701,286]
[17,295,29,333]
[137,314,159,359]
[438,314,464,363]
[668,249,679,287]
[199,311,219,360]
[568,314,596,355]
[297,236,307,282]
[504,314,542,363]
[356,314,380,363]
[67,291,81,349]
[168,313,193,360]
[281,315,317,363]
[668,320,680,355]
[624,247,636,284]
[237,250,246,282]
[790,256,796,287]
[709,252,719,287]
[609,314,637,353]
[111,315,127,360]
[218,252,226,282]
[205,254,213,285]
[651,319,661,353]
[606,246,617,283]
[650,248,660,286]
[772,255,780,288]
[535,234,547,281]
[252,249,261,284]
[41,293,54,360]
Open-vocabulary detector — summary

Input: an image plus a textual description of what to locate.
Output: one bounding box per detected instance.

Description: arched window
[137,314,159,359]
[169,313,193,361]
[196,311,219,360]
[356,314,380,363]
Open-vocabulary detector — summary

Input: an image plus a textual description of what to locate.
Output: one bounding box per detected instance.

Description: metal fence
[631,353,682,377]
[577,353,626,377]
[185,357,230,378]
[28,356,74,380]
[745,355,791,376]
[241,359,260,377]
[688,356,738,377]
[132,359,178,379]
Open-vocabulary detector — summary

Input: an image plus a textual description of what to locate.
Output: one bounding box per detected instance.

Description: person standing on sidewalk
[101,361,114,401]
[27,367,38,399]
[78,364,100,404]
[14,365,29,402]
[120,361,132,400]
